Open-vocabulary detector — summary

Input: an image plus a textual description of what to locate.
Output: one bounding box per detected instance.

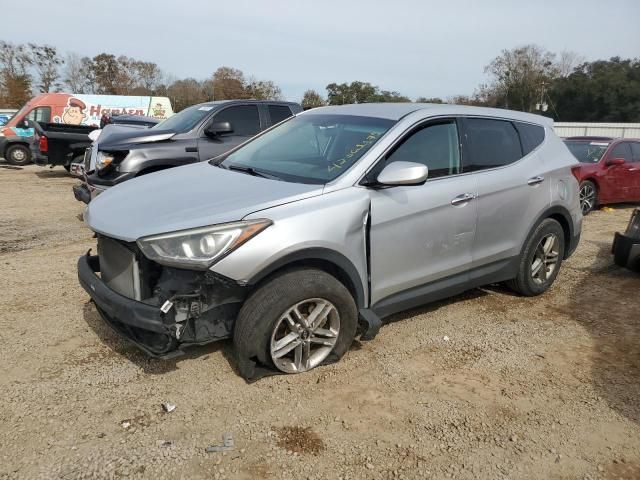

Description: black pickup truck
[30,114,162,172]
[74,99,302,203]
[30,121,97,171]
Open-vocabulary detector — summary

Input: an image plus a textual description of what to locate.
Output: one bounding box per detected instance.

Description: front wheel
[579,180,597,215]
[233,268,357,374]
[507,218,565,296]
[5,144,31,166]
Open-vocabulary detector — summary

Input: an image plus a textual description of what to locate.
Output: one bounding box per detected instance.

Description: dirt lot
[0,163,639,480]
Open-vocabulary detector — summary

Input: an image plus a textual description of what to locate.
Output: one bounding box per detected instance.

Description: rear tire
[233,268,357,374]
[579,180,597,215]
[5,144,31,166]
[507,218,565,296]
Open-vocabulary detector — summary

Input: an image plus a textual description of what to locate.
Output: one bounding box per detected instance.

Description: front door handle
[451,193,476,206]
[185,146,198,153]
[527,176,545,186]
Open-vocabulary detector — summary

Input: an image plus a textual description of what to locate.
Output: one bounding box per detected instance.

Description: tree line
[1,40,638,121]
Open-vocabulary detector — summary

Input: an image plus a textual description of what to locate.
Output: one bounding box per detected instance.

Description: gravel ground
[1,163,639,480]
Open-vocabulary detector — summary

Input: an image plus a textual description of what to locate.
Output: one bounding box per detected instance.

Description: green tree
[550,57,640,122]
[415,97,444,103]
[301,89,325,109]
[245,78,282,100]
[0,41,32,107]
[326,81,409,105]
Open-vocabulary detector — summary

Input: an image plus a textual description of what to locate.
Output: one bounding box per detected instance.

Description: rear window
[268,105,293,124]
[514,122,545,155]
[564,141,609,163]
[463,118,523,171]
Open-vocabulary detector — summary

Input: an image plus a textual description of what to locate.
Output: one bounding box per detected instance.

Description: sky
[2,0,639,102]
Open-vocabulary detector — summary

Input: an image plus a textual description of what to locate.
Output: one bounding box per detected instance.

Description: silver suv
[78,103,582,379]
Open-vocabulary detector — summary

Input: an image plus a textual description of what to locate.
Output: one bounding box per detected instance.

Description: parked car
[612,208,640,271]
[0,93,173,165]
[564,136,640,214]
[78,103,582,378]
[73,100,302,204]
[0,114,12,126]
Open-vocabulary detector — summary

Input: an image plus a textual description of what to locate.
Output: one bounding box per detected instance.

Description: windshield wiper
[225,164,281,180]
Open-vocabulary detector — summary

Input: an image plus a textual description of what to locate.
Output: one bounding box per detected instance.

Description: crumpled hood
[96,125,175,149]
[85,162,324,241]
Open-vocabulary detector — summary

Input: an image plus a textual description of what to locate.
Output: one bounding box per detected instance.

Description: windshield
[564,141,609,163]
[219,114,395,184]
[152,104,213,133]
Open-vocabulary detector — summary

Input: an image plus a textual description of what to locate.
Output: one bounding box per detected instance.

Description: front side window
[384,121,460,179]
[564,141,609,163]
[26,106,51,123]
[213,105,260,136]
[464,118,523,171]
[219,114,394,184]
[609,142,632,162]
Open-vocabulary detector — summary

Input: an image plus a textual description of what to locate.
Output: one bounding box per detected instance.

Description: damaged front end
[78,235,247,357]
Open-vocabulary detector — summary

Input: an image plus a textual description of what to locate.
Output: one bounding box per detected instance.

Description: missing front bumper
[78,253,246,357]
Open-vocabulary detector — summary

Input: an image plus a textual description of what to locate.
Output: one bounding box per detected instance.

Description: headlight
[95,151,114,170]
[137,219,272,269]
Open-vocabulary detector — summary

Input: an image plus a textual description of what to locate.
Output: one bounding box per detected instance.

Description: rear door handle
[451,193,476,206]
[185,146,198,153]
[527,176,545,186]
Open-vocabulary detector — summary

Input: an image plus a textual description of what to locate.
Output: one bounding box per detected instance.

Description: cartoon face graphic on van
[60,98,87,125]
[152,102,166,118]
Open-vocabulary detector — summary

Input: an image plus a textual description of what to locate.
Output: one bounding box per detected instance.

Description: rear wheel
[233,268,357,374]
[5,144,31,166]
[507,218,565,296]
[579,180,597,215]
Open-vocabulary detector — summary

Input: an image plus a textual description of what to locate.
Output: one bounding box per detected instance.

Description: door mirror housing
[377,161,429,186]
[606,157,626,166]
[205,121,233,137]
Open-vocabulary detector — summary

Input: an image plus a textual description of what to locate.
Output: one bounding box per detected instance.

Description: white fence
[554,122,640,139]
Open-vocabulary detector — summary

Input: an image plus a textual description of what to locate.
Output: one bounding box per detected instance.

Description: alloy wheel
[530,233,560,285]
[270,298,340,373]
[11,149,26,162]
[579,184,595,214]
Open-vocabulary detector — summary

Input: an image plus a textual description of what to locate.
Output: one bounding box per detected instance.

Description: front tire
[233,268,357,374]
[579,180,597,215]
[5,144,31,166]
[507,218,565,296]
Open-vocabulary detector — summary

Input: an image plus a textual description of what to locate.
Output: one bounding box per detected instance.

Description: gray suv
[78,103,582,379]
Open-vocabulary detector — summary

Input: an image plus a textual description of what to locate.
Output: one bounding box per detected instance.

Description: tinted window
[268,105,293,124]
[26,107,51,123]
[464,118,522,171]
[609,143,632,162]
[630,142,640,162]
[385,121,460,179]
[214,105,260,136]
[514,122,544,155]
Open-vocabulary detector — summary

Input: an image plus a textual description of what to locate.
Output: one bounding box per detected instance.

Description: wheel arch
[246,248,366,308]
[527,206,576,259]
[4,140,30,156]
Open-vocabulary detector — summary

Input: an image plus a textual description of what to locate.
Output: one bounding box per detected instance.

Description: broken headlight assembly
[95,151,115,170]
[137,219,272,270]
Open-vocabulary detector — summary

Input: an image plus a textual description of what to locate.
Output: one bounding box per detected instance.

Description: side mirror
[606,157,626,166]
[377,161,428,186]
[205,121,233,137]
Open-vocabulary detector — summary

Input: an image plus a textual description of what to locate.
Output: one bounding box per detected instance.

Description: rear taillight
[39,135,48,153]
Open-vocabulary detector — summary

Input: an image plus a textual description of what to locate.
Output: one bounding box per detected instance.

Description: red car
[564,136,640,214]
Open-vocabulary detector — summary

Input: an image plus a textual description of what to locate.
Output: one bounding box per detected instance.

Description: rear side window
[609,143,632,162]
[268,105,293,124]
[629,142,640,162]
[214,105,260,136]
[463,118,522,171]
[514,122,545,155]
